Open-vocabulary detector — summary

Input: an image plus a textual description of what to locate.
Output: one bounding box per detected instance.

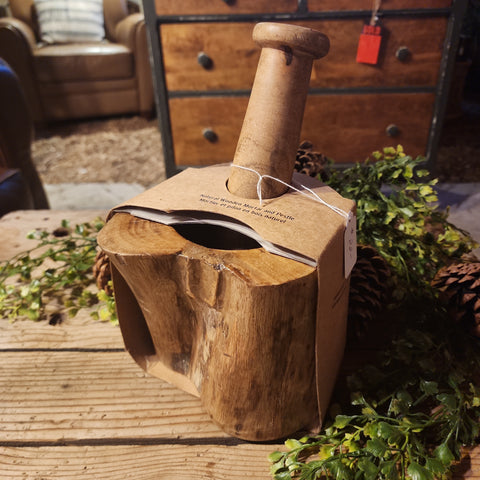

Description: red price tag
[356,24,382,65]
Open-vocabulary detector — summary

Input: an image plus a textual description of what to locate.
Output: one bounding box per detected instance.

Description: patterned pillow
[34,0,105,44]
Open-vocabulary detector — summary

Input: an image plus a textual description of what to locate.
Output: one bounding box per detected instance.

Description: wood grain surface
[0,321,277,479]
[0,209,282,477]
[228,22,329,198]
[169,92,435,166]
[161,18,447,92]
[99,212,319,441]
[0,444,275,479]
[0,209,106,261]
[0,350,223,442]
[0,316,123,349]
[0,210,476,479]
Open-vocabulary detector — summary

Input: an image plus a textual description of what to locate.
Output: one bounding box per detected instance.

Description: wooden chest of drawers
[143,0,467,177]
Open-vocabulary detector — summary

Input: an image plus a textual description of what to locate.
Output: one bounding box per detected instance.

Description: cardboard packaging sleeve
[97,163,356,441]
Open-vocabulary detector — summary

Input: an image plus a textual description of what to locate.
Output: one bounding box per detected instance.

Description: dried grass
[32,115,165,187]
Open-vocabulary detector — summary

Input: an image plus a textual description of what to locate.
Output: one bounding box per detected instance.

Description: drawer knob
[203,128,218,143]
[386,124,400,137]
[197,52,214,70]
[222,0,236,5]
[395,46,411,62]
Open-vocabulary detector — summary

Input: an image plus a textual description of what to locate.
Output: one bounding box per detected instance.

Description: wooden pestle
[227,22,329,199]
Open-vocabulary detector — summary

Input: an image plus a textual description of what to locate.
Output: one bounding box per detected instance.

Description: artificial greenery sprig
[270,146,480,480]
[0,218,116,324]
[270,296,480,480]
[325,146,477,301]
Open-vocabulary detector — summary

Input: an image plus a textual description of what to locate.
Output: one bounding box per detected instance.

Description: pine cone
[432,261,480,337]
[93,249,113,295]
[295,141,330,180]
[348,245,391,339]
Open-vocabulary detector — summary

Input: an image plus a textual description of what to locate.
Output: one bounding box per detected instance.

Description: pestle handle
[227,23,329,199]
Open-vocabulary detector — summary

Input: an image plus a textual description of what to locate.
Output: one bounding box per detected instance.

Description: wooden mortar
[98,23,334,441]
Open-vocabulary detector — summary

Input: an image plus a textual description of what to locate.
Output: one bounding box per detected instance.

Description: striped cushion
[34,0,105,44]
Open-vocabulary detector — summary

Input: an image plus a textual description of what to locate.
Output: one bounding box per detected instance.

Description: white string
[231,164,351,224]
[370,0,381,25]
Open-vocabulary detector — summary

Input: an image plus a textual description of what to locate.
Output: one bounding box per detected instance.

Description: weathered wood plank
[0,444,475,480]
[0,351,227,442]
[0,442,475,480]
[454,448,480,479]
[0,209,121,349]
[0,317,123,350]
[0,209,105,261]
[1,211,479,480]
[0,444,275,479]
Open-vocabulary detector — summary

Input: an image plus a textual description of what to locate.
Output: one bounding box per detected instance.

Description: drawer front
[169,92,435,166]
[154,0,298,16]
[169,96,249,166]
[162,17,447,91]
[308,0,452,10]
[301,92,435,163]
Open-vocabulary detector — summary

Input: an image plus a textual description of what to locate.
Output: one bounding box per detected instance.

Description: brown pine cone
[348,245,391,339]
[295,140,330,180]
[93,249,113,296]
[432,261,480,337]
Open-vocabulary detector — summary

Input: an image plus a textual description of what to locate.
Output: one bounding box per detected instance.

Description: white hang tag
[344,213,357,278]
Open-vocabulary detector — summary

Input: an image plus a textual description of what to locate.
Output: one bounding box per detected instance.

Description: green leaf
[434,443,456,465]
[397,389,413,408]
[351,392,367,406]
[399,207,414,218]
[333,415,354,429]
[284,439,302,451]
[357,458,379,480]
[407,462,433,480]
[273,468,292,480]
[377,421,395,439]
[404,165,414,179]
[365,438,388,458]
[391,168,403,179]
[424,457,446,476]
[419,185,433,196]
[419,380,438,396]
[378,422,404,446]
[381,460,400,480]
[364,422,379,439]
[269,451,284,464]
[329,459,353,480]
[436,393,457,411]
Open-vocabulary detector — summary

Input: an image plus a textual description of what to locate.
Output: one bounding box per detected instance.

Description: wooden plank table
[0,210,478,479]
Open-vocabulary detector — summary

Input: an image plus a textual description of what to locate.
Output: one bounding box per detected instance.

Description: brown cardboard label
[110,164,356,271]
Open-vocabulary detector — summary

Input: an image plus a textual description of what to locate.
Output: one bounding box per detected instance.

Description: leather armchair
[0,0,154,123]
